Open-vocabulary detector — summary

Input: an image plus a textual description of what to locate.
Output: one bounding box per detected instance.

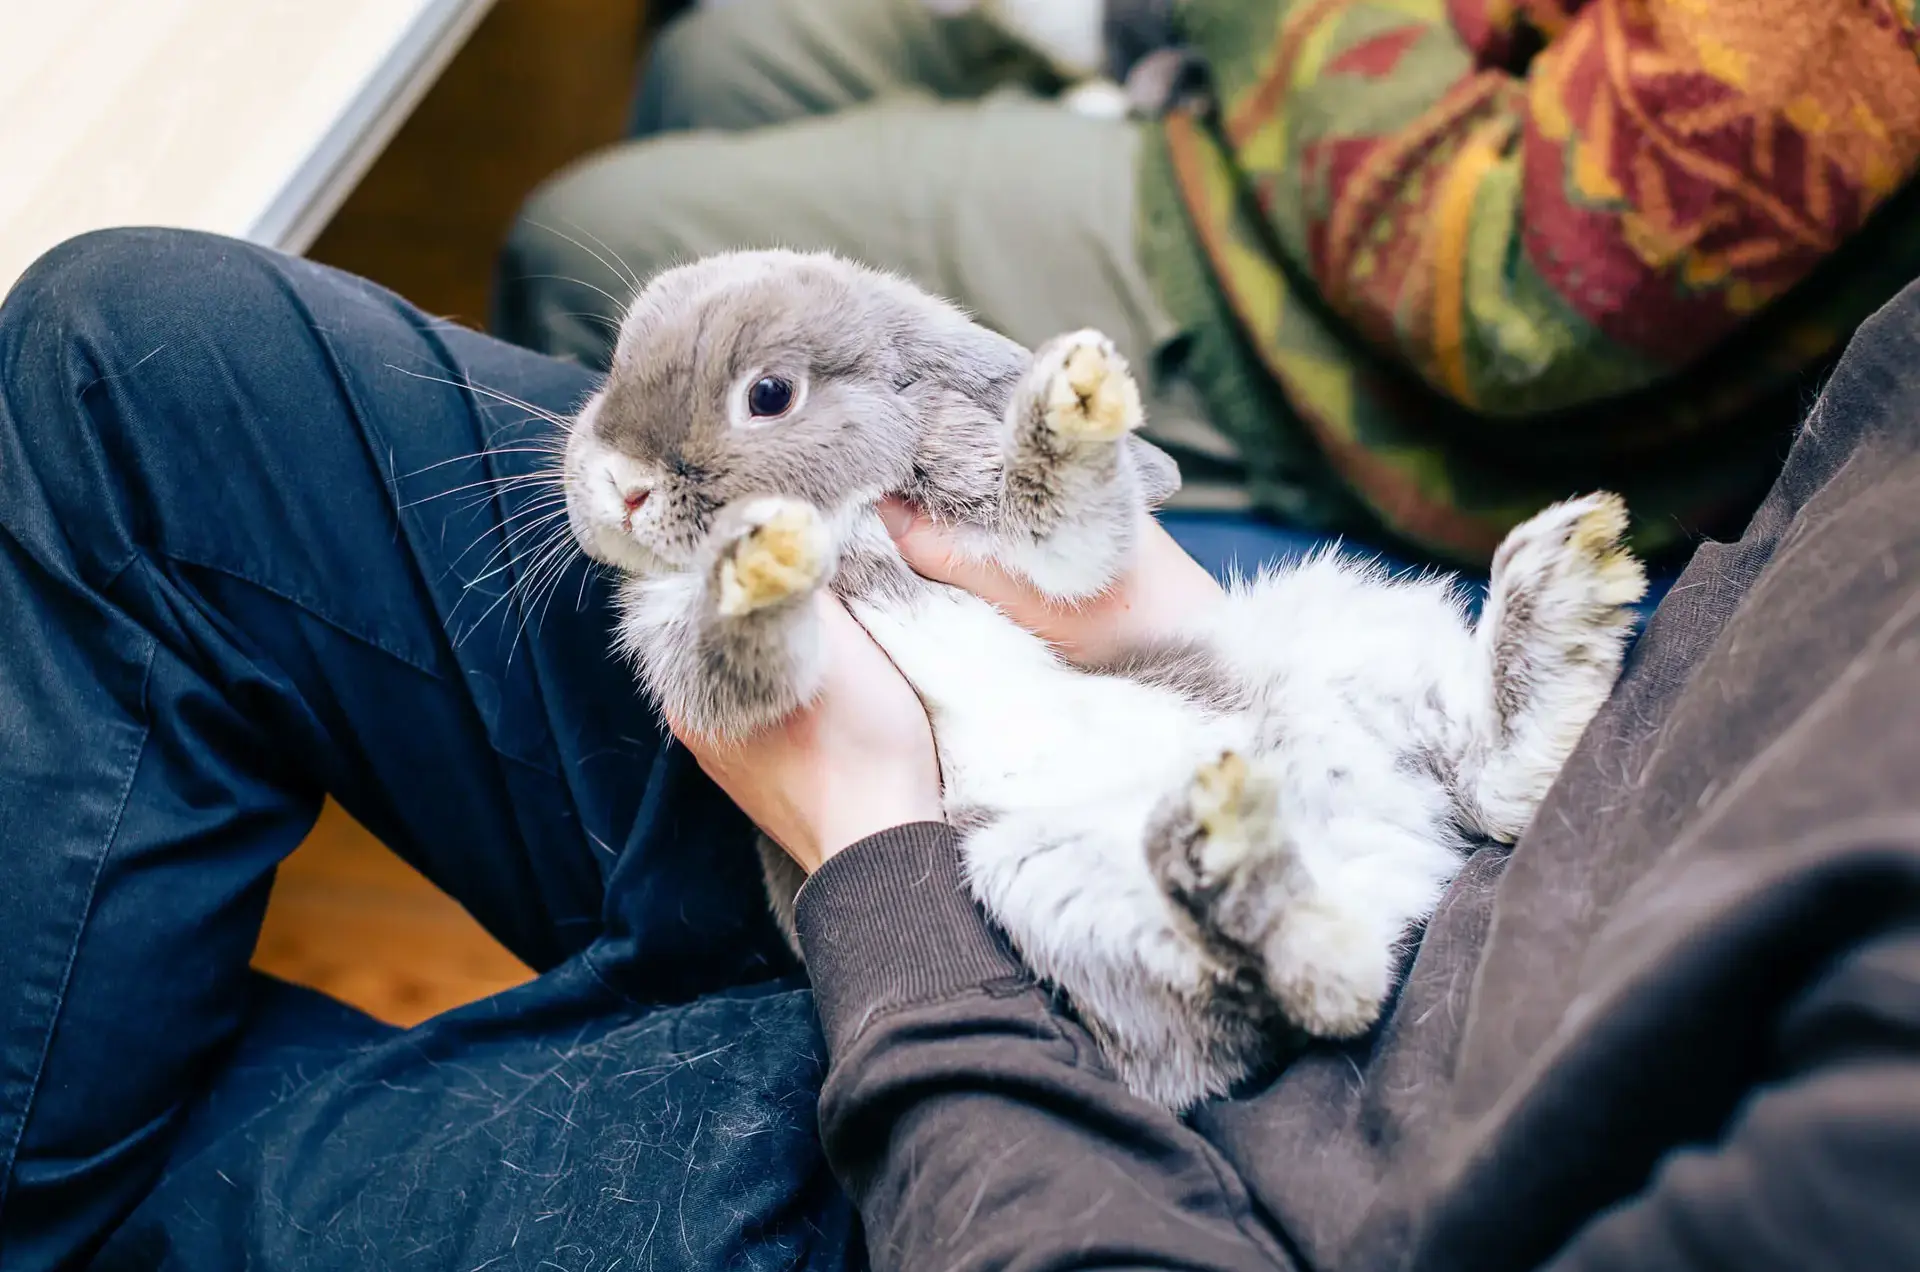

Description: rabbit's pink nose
[618,487,649,532]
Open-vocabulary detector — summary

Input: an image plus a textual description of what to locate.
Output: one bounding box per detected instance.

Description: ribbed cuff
[795,822,1027,1057]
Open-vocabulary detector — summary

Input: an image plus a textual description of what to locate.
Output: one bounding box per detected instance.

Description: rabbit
[560,248,1646,1111]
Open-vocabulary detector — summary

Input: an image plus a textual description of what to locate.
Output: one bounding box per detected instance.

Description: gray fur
[1088,638,1251,714]
[597,251,1017,546]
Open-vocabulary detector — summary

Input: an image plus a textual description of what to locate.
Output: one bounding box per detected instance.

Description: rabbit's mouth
[573,514,662,574]
[619,488,650,532]
[563,423,680,576]
[567,485,682,576]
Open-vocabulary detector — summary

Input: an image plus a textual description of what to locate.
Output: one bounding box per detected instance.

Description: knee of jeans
[4,226,242,332]
[0,228,258,449]
[0,228,312,557]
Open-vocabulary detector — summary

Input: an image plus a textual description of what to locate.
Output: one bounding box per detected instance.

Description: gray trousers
[492,0,1247,505]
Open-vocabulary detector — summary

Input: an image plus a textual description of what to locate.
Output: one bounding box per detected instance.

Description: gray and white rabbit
[561,249,1645,1111]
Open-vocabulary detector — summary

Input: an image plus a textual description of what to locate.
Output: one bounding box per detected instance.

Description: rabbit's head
[565,249,1025,575]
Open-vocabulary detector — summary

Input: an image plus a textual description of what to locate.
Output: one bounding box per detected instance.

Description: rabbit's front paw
[714,497,829,618]
[1039,331,1143,445]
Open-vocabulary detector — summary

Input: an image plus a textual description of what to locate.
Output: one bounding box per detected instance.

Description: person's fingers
[879,496,1044,616]
[1134,515,1227,600]
[882,495,1227,660]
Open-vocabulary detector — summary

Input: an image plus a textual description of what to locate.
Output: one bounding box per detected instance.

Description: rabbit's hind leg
[1136,749,1443,1045]
[994,330,1151,598]
[1457,492,1647,842]
[1147,751,1407,1041]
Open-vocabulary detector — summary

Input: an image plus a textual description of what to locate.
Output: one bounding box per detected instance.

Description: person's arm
[797,822,1290,1272]
[1534,929,1920,1271]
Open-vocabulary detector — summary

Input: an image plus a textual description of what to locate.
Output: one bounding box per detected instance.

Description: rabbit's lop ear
[866,279,1030,410]
[618,248,1030,415]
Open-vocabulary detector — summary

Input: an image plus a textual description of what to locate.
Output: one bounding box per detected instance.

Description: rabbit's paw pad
[1042,331,1143,444]
[1189,751,1261,875]
[715,499,827,617]
[1150,751,1287,906]
[1564,493,1648,610]
[1497,492,1648,626]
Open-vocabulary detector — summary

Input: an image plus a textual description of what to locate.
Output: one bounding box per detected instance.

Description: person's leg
[499,94,1162,368]
[494,92,1247,505]
[96,965,850,1271]
[0,230,785,1266]
[629,0,1039,135]
[1387,273,1920,1272]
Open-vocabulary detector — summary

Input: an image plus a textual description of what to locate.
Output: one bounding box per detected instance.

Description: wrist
[820,817,946,865]
[814,786,946,871]
[796,822,1025,1058]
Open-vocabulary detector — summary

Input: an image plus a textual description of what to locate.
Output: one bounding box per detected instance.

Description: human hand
[669,594,944,874]
[879,499,1225,665]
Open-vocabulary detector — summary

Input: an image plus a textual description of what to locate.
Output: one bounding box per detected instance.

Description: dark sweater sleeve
[1539,930,1920,1271]
[795,823,1291,1272]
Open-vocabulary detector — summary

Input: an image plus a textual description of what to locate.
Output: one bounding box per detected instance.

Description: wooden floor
[251,802,539,1024]
[249,0,648,1026]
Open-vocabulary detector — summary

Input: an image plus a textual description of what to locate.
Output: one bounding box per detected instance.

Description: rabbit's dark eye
[747,376,794,418]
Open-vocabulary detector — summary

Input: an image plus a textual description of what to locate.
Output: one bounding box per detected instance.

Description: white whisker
[394,445,566,482]
[453,519,573,648]
[401,468,562,511]
[454,507,574,581]
[525,218,644,296]
[513,273,631,319]
[504,531,584,667]
[383,364,581,431]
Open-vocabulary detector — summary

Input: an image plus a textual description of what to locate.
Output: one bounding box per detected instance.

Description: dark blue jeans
[0,231,1668,1271]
